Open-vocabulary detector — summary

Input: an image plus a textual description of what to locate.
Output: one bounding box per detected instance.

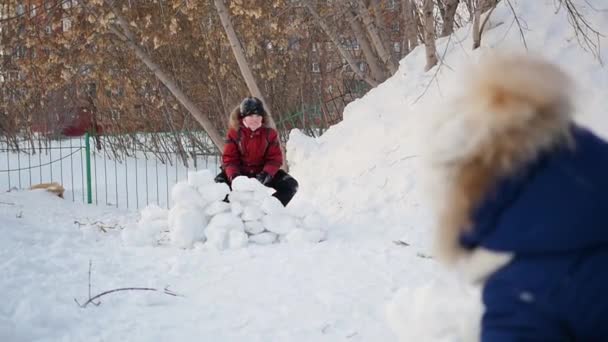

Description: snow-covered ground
[2,1,607,341]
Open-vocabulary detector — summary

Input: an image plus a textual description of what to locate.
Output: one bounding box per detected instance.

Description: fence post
[85,132,92,204]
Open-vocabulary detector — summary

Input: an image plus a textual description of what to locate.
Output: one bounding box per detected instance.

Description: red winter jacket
[222,126,282,180]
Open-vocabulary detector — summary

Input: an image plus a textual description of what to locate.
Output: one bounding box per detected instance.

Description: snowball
[261,196,285,215]
[285,200,314,219]
[204,201,230,216]
[140,204,168,222]
[249,232,277,245]
[262,214,295,235]
[231,176,266,192]
[205,226,228,250]
[228,230,248,249]
[171,181,203,205]
[199,182,230,203]
[301,212,325,231]
[207,212,244,232]
[187,169,215,187]
[228,191,254,204]
[169,207,207,248]
[244,220,265,235]
[284,228,326,244]
[231,201,244,216]
[241,205,264,221]
[121,220,166,246]
[253,187,276,202]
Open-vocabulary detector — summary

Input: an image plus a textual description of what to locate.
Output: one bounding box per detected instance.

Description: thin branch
[505,0,528,49]
[412,34,455,104]
[74,260,182,308]
[75,286,180,308]
[557,0,604,64]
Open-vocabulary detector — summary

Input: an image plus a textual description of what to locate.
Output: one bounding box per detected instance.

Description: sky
[1,1,607,341]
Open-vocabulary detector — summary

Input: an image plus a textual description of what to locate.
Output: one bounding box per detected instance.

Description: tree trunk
[472,0,481,49]
[303,0,380,87]
[354,0,399,75]
[440,0,460,37]
[370,0,397,66]
[213,0,275,127]
[402,0,418,56]
[104,1,225,151]
[473,0,499,49]
[422,0,438,71]
[344,7,387,83]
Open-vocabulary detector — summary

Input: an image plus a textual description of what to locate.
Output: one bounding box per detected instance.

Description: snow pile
[285,1,608,340]
[386,279,482,342]
[122,169,327,249]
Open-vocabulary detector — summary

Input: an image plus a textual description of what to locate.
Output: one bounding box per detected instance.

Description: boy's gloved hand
[256,171,272,185]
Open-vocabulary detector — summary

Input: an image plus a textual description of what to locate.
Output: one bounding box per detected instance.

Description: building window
[358,62,367,72]
[312,62,320,73]
[45,25,52,34]
[31,5,37,17]
[392,21,400,32]
[110,109,121,121]
[86,83,97,97]
[62,0,72,9]
[14,46,26,59]
[16,4,25,15]
[312,42,318,52]
[393,42,401,53]
[62,18,71,32]
[387,0,396,10]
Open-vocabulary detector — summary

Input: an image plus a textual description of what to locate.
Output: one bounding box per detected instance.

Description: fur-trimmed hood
[228,102,277,131]
[426,53,575,264]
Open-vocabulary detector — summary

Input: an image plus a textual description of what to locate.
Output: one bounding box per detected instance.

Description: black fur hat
[239,97,265,117]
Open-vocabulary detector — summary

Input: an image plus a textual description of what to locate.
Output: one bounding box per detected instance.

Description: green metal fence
[0,132,221,210]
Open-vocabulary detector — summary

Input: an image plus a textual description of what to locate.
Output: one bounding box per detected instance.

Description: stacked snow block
[125,170,326,249]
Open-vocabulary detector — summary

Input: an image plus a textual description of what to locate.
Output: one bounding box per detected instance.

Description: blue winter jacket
[460,125,608,255]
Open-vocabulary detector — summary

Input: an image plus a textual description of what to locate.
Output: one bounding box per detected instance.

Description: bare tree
[101,0,225,150]
[344,7,387,82]
[354,0,399,74]
[401,0,418,56]
[422,0,438,70]
[439,0,460,37]
[557,0,604,64]
[213,0,275,125]
[303,0,380,87]
[472,0,499,49]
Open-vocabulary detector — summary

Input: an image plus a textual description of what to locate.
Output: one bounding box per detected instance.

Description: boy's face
[243,114,263,131]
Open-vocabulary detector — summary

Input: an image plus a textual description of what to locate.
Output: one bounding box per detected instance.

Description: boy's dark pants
[214,169,298,206]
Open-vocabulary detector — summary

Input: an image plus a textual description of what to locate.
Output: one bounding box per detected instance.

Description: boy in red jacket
[215,97,298,206]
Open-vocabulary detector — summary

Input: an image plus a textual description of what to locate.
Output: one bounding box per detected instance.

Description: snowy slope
[288,0,608,243]
[2,1,607,341]
[286,1,608,339]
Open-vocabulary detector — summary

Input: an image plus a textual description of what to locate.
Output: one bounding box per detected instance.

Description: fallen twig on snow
[75,286,180,308]
[74,259,182,308]
[393,240,410,247]
[416,252,433,259]
[74,219,122,233]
